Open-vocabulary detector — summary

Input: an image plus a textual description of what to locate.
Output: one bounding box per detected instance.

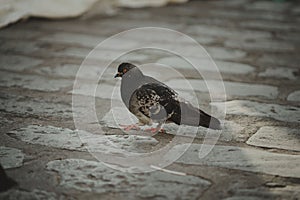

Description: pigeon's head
[114,62,137,78]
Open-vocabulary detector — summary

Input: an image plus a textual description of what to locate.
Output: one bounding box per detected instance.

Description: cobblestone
[186,25,271,40]
[224,186,300,200]
[0,116,12,127]
[0,94,72,117]
[257,54,300,68]
[246,126,300,151]
[0,71,73,92]
[225,39,295,52]
[258,67,298,80]
[165,79,278,99]
[157,57,255,74]
[0,55,43,72]
[41,32,146,51]
[240,20,300,31]
[173,144,300,178]
[191,35,215,45]
[34,64,111,80]
[8,125,158,153]
[46,159,211,199]
[206,47,246,60]
[70,83,121,100]
[210,9,286,21]
[56,47,149,62]
[211,0,251,7]
[0,40,40,54]
[0,29,43,39]
[0,189,57,200]
[0,146,24,169]
[287,90,300,102]
[244,1,291,12]
[212,100,300,123]
[292,6,300,14]
[40,33,106,48]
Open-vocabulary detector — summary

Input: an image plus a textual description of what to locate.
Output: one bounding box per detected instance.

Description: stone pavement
[0,0,300,199]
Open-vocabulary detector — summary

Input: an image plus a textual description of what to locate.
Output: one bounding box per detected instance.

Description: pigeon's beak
[114,72,122,78]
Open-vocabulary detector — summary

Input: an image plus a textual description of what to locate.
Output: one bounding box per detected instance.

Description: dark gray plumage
[114,62,221,132]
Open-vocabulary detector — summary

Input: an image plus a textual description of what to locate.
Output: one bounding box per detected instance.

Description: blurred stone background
[0,0,299,199]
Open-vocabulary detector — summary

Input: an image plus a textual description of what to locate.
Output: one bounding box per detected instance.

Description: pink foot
[145,128,165,133]
[119,124,140,131]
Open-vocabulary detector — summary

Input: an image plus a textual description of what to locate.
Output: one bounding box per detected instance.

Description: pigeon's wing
[132,83,180,122]
[129,82,222,130]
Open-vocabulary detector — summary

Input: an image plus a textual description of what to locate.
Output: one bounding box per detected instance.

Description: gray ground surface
[0,0,300,199]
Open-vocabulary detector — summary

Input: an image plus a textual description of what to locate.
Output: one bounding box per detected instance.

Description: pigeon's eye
[123,69,127,73]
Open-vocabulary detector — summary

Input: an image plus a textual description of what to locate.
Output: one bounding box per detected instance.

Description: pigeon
[114,62,221,133]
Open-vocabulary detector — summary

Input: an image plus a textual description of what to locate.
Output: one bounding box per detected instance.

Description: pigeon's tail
[197,109,222,130]
[171,101,222,130]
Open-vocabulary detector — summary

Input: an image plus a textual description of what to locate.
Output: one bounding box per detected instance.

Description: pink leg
[119,124,140,131]
[145,128,166,133]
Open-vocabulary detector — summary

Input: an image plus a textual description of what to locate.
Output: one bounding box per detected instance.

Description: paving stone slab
[34,64,80,78]
[210,9,286,21]
[8,125,159,154]
[34,64,113,81]
[246,126,300,151]
[0,40,40,54]
[245,1,290,12]
[102,107,246,142]
[157,57,255,74]
[211,0,251,7]
[35,63,123,84]
[56,47,150,62]
[0,71,73,92]
[186,25,271,40]
[213,61,254,74]
[191,35,216,45]
[0,55,43,72]
[46,159,211,199]
[287,90,300,102]
[212,100,300,123]
[224,185,300,200]
[0,95,72,117]
[40,33,106,48]
[172,144,300,178]
[206,47,246,60]
[258,67,298,80]
[70,82,122,100]
[0,116,12,127]
[258,54,300,68]
[92,18,183,31]
[0,189,57,200]
[292,6,300,14]
[0,146,24,169]
[41,32,146,51]
[0,29,43,39]
[165,79,278,99]
[277,32,300,42]
[240,20,300,31]
[120,28,191,44]
[225,39,295,52]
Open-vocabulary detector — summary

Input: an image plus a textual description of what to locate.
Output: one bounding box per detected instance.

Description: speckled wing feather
[130,82,221,129]
[131,83,180,123]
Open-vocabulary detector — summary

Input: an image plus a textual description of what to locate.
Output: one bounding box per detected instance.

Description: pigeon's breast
[128,90,152,125]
